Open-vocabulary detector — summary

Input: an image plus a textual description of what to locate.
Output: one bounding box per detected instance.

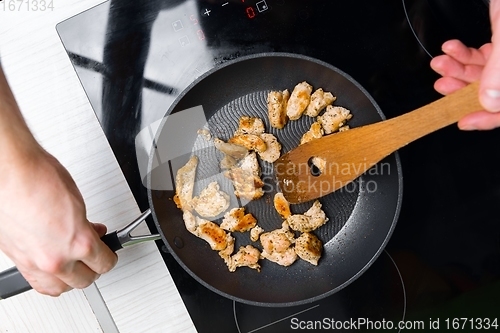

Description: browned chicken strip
[295,232,323,265]
[259,222,297,267]
[305,88,336,117]
[267,89,290,129]
[317,105,353,134]
[191,181,230,218]
[258,133,281,163]
[229,134,267,153]
[286,200,328,232]
[220,207,258,232]
[273,192,291,219]
[182,211,229,251]
[300,121,324,145]
[227,245,261,272]
[174,155,198,212]
[234,116,265,136]
[286,81,313,120]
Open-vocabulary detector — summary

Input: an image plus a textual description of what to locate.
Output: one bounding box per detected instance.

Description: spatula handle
[379,81,481,152]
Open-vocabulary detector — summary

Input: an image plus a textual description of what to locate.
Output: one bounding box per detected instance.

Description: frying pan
[148,53,403,307]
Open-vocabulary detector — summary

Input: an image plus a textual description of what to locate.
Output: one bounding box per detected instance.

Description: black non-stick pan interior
[148,53,402,307]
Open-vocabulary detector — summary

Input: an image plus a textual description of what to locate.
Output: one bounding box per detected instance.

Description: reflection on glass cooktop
[56,0,499,332]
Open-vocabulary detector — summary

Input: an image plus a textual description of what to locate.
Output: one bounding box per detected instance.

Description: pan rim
[147,52,403,307]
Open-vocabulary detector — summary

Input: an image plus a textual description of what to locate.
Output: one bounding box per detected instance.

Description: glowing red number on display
[197,30,205,41]
[246,7,255,19]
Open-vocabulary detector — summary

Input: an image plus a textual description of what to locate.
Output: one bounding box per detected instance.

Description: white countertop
[0,1,196,332]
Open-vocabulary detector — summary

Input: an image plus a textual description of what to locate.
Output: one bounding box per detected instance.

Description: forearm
[0,65,41,165]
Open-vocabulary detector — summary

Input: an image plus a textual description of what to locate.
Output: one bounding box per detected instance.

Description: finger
[91,222,108,237]
[18,267,72,297]
[56,260,100,289]
[479,1,500,112]
[430,54,483,83]
[458,110,500,130]
[73,227,118,275]
[441,40,488,66]
[434,77,467,95]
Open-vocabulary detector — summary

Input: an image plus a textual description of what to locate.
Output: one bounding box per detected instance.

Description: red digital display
[246,6,255,19]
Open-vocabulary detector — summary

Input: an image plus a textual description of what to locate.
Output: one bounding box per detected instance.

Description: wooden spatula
[274,81,481,204]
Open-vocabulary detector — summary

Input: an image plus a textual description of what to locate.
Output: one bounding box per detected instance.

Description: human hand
[430,0,500,130]
[0,144,118,296]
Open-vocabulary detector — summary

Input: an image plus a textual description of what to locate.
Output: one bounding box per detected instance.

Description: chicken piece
[234,116,265,136]
[224,152,264,201]
[273,192,291,219]
[258,133,281,163]
[250,225,265,242]
[227,245,261,272]
[286,81,313,120]
[260,226,295,254]
[300,121,324,145]
[229,134,267,153]
[220,154,238,170]
[214,138,249,159]
[261,247,297,267]
[191,181,230,218]
[286,200,328,232]
[304,200,328,229]
[339,125,350,132]
[295,232,323,266]
[317,105,353,134]
[197,128,212,141]
[305,88,336,117]
[259,222,297,266]
[182,211,229,251]
[218,233,235,266]
[174,155,198,211]
[310,157,327,174]
[267,89,290,129]
[220,207,257,232]
[238,151,260,176]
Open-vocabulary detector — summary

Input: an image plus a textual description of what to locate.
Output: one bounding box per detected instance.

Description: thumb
[91,222,108,237]
[480,0,500,112]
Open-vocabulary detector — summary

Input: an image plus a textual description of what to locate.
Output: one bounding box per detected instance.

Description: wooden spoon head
[274,127,380,204]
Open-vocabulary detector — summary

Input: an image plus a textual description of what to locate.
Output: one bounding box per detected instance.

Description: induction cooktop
[56,1,500,332]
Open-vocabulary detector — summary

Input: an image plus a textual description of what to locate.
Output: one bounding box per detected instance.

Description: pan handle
[0,210,159,300]
[0,233,122,300]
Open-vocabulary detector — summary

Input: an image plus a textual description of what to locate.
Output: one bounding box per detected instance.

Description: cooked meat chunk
[250,225,265,242]
[214,138,249,159]
[218,233,235,266]
[259,222,297,266]
[286,81,313,120]
[238,151,260,176]
[261,248,297,267]
[220,154,238,170]
[224,152,264,201]
[191,182,230,218]
[227,245,261,272]
[260,227,294,254]
[300,121,324,145]
[339,125,350,132]
[267,89,290,129]
[234,116,265,136]
[197,128,212,141]
[229,134,267,153]
[174,155,198,211]
[305,88,336,117]
[295,232,323,265]
[273,192,291,219]
[182,211,229,251]
[258,133,281,163]
[304,200,328,229]
[310,157,327,174]
[286,200,328,232]
[220,207,257,232]
[317,105,353,134]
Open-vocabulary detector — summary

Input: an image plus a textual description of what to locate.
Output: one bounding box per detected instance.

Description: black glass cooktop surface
[56,1,499,332]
